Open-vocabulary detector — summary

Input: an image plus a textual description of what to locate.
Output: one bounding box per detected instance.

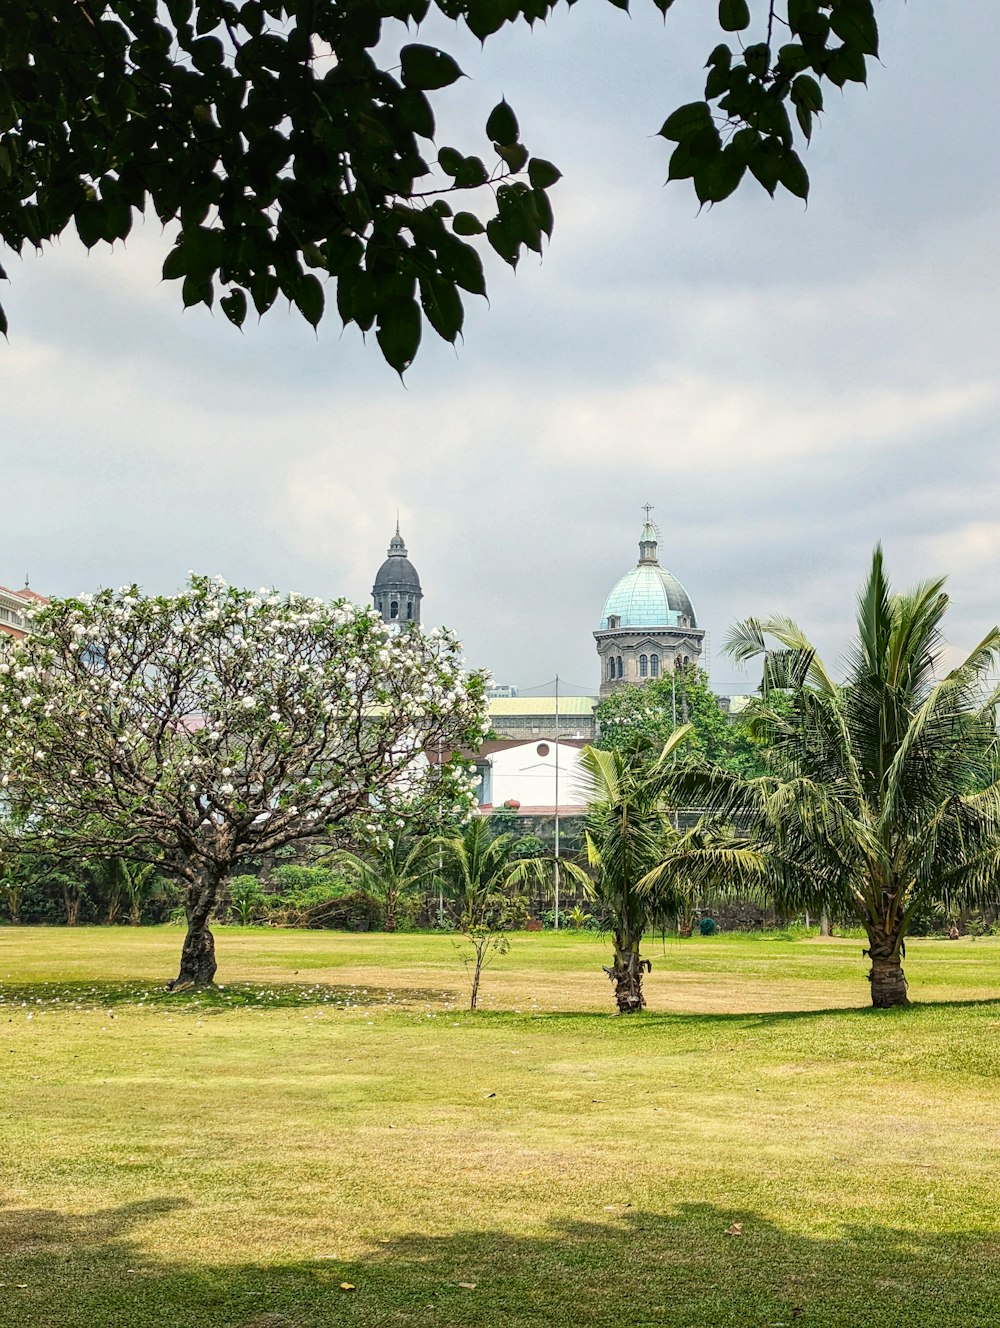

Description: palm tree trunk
[866,926,909,1008]
[605,932,646,1013]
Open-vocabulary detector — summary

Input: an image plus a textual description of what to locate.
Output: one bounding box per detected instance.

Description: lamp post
[553,673,560,931]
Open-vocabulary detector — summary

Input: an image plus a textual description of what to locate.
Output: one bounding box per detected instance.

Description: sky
[2,2,999,698]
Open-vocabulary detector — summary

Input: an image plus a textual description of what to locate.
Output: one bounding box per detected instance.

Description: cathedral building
[372,521,422,628]
[594,514,705,699]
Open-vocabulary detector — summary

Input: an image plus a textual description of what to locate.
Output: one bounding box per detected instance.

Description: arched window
[390,600,399,619]
[650,654,659,677]
[683,654,690,665]
[617,656,624,679]
[607,656,615,680]
[639,654,648,677]
[407,601,413,620]
[608,615,620,629]
[676,655,684,672]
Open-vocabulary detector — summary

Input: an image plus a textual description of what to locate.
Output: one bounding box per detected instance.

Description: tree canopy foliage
[0,575,487,984]
[0,1,882,367]
[595,665,764,775]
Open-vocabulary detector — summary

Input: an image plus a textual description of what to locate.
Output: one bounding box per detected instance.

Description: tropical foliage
[664,548,1000,1007]
[0,3,884,360]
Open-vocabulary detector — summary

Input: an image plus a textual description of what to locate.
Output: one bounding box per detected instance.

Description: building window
[650,654,659,677]
[390,600,399,619]
[617,656,624,679]
[607,657,614,680]
[608,615,620,629]
[639,654,648,677]
[407,601,413,620]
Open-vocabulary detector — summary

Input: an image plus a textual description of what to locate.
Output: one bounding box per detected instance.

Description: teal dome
[599,524,696,629]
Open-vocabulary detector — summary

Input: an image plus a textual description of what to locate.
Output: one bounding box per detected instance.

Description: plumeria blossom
[0,575,488,987]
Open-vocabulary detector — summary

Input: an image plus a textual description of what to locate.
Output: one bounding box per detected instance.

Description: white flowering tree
[0,576,488,987]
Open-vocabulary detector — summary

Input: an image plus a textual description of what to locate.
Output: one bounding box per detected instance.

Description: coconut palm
[330,834,437,932]
[665,547,1000,1008]
[577,728,698,1014]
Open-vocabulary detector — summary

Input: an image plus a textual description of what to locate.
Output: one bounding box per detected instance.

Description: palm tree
[437,816,565,1010]
[667,547,1000,1008]
[330,834,436,932]
[578,729,695,1014]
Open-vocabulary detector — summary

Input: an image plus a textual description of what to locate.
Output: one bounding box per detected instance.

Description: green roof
[488,696,597,716]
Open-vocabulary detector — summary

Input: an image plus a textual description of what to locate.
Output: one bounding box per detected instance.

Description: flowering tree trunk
[170,867,224,989]
[866,925,909,1008]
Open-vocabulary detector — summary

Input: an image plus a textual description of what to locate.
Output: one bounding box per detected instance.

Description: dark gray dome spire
[373,519,423,627]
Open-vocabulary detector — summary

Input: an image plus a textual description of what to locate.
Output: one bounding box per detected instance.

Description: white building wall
[488,741,588,809]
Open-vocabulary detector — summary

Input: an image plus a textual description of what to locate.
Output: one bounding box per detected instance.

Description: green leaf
[397,89,436,140]
[439,238,486,296]
[251,273,279,316]
[659,102,713,143]
[294,273,324,328]
[400,45,464,91]
[486,100,519,147]
[778,150,809,200]
[419,273,464,344]
[454,156,489,188]
[182,275,213,309]
[376,298,422,375]
[748,143,781,196]
[452,212,485,236]
[830,0,879,57]
[486,216,519,267]
[791,74,823,113]
[190,36,224,72]
[74,205,104,251]
[531,188,554,238]
[718,0,750,33]
[496,142,529,173]
[527,158,562,190]
[220,288,248,327]
[162,246,187,281]
[438,147,464,177]
[693,147,746,204]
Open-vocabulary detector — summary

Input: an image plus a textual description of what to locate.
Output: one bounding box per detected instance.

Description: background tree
[667,549,1000,1007]
[0,577,487,986]
[330,831,435,932]
[595,666,762,774]
[0,2,882,363]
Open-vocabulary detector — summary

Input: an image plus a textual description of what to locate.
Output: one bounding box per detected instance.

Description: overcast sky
[2,2,998,696]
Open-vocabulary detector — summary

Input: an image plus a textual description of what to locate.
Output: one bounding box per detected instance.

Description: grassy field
[1,927,999,1328]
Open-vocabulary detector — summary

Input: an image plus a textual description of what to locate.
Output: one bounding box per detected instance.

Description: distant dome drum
[594,515,705,698]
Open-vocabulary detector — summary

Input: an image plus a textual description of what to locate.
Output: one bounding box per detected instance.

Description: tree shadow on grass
[0,979,458,1013]
[2,1197,999,1328]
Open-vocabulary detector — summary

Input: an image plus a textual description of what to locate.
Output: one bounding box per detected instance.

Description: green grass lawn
[2,927,999,1327]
